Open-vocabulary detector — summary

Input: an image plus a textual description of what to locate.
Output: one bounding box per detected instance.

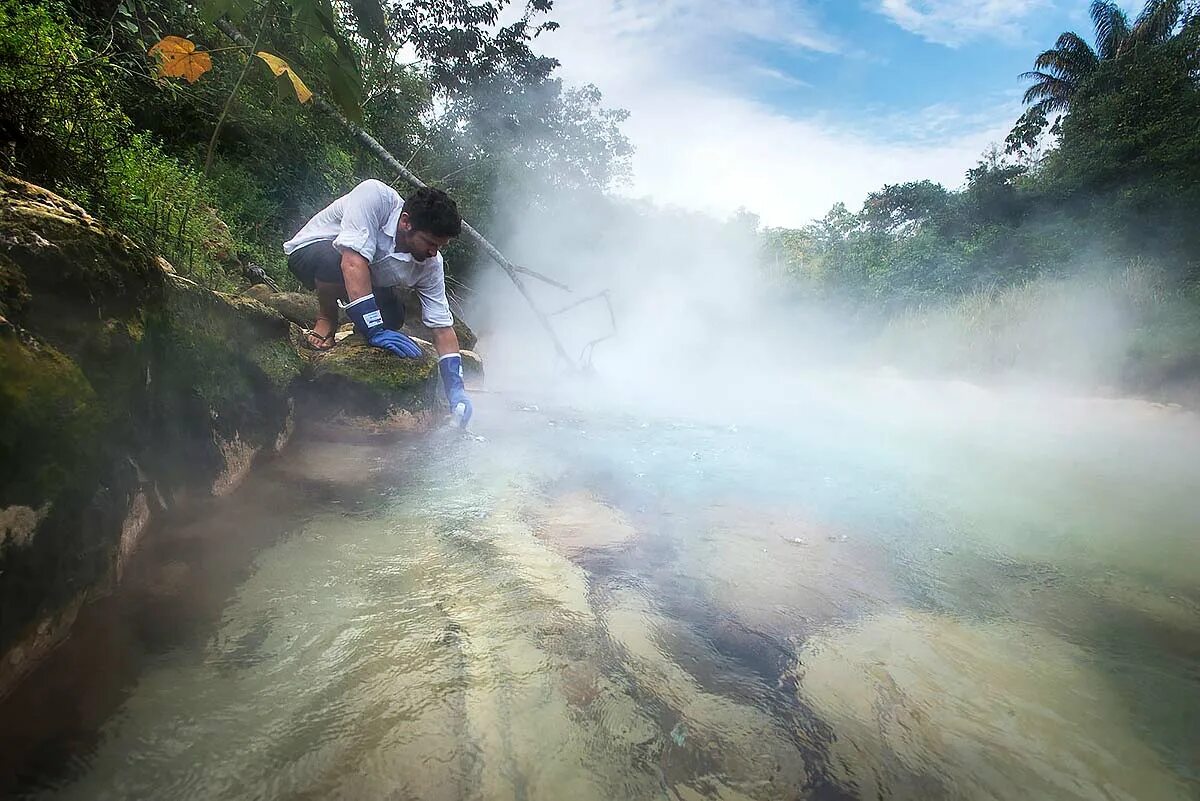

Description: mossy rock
[0,335,103,510]
[0,174,304,687]
[243,284,324,329]
[303,336,439,421]
[460,348,484,384]
[137,276,302,488]
[0,173,164,339]
[0,330,129,678]
[243,283,479,351]
[0,252,31,321]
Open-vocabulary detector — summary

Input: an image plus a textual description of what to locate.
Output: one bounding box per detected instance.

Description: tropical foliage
[1021,0,1197,116]
[0,0,631,288]
[1,0,1197,393]
[770,0,1200,306]
[757,0,1200,393]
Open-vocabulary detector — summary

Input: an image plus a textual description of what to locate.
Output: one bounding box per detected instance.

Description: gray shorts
[286,240,405,328]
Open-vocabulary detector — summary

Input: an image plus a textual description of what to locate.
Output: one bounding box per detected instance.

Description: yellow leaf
[255,52,312,104]
[148,35,213,84]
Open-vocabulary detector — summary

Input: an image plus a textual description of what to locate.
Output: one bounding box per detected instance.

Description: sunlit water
[5,383,1200,800]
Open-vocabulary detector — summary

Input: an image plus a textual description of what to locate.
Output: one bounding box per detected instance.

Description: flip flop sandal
[301,329,336,352]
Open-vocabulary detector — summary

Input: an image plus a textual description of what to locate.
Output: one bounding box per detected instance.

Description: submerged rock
[795,610,1192,801]
[530,491,638,556]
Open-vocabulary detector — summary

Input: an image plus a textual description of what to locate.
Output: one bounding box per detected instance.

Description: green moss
[247,337,303,391]
[0,253,30,321]
[148,292,255,417]
[315,340,436,389]
[0,173,165,328]
[307,339,439,416]
[0,336,102,507]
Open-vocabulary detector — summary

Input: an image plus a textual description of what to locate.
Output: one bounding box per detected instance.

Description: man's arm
[339,250,373,301]
[431,326,461,357]
[332,179,392,300]
[337,250,422,358]
[433,326,471,427]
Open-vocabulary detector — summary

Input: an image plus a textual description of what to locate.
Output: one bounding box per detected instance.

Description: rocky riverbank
[0,174,477,696]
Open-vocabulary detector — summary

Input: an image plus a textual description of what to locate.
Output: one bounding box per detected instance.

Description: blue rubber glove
[368,329,423,358]
[341,293,423,358]
[439,354,473,427]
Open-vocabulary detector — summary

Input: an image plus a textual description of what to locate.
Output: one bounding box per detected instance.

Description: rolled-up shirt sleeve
[332,180,389,261]
[415,258,455,329]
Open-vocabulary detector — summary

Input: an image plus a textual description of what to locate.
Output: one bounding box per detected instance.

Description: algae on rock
[0,171,465,694]
[303,336,439,426]
[0,174,298,694]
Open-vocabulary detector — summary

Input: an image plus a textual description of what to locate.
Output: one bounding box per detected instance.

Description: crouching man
[283,179,472,425]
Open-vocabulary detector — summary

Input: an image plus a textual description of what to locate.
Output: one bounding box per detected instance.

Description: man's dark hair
[403,187,462,238]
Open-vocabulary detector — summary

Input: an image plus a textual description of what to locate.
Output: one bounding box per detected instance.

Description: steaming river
[5,382,1200,800]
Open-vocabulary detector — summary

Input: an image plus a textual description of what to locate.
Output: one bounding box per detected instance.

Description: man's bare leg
[308,279,345,349]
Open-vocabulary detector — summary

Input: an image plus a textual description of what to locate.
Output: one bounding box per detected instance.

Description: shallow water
[4,385,1200,800]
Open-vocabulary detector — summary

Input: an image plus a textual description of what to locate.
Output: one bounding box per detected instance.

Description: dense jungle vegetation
[1,0,1198,394]
[0,0,631,292]
[761,1,1200,393]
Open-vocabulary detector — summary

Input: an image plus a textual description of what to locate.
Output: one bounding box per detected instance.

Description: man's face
[398,214,452,260]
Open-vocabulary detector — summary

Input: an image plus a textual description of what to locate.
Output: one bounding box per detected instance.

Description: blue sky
[535,0,1140,226]
[720,1,1109,140]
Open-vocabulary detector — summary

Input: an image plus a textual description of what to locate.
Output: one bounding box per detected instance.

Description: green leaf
[322,48,363,122]
[290,0,320,32]
[291,0,341,40]
[199,0,229,23]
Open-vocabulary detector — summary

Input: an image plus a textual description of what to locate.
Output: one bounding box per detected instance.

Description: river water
[4,379,1199,800]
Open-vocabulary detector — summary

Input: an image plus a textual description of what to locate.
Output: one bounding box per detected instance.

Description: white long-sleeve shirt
[282,179,454,328]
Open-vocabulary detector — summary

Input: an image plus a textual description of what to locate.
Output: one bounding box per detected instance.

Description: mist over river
[4,378,1199,800]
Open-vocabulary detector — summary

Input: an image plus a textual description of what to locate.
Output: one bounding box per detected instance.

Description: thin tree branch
[204,5,271,178]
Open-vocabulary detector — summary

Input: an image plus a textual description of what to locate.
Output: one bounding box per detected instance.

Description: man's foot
[302,319,337,351]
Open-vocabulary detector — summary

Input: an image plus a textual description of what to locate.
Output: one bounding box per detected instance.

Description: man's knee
[314,279,348,301]
[288,240,345,291]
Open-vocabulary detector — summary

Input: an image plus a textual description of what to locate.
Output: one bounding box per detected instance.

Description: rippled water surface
[6,386,1200,800]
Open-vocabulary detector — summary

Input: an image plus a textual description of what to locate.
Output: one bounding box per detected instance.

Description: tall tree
[1020,0,1193,116]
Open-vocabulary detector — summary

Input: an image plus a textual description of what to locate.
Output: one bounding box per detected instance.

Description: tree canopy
[0,0,631,289]
[766,0,1200,311]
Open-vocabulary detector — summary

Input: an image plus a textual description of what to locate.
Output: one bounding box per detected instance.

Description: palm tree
[1021,0,1192,115]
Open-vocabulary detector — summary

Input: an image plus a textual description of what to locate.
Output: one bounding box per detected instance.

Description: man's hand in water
[439,354,473,427]
[342,293,423,358]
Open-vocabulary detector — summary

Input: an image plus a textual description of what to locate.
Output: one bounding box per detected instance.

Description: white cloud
[745,65,813,88]
[592,0,844,58]
[535,0,1015,227]
[877,0,1048,47]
